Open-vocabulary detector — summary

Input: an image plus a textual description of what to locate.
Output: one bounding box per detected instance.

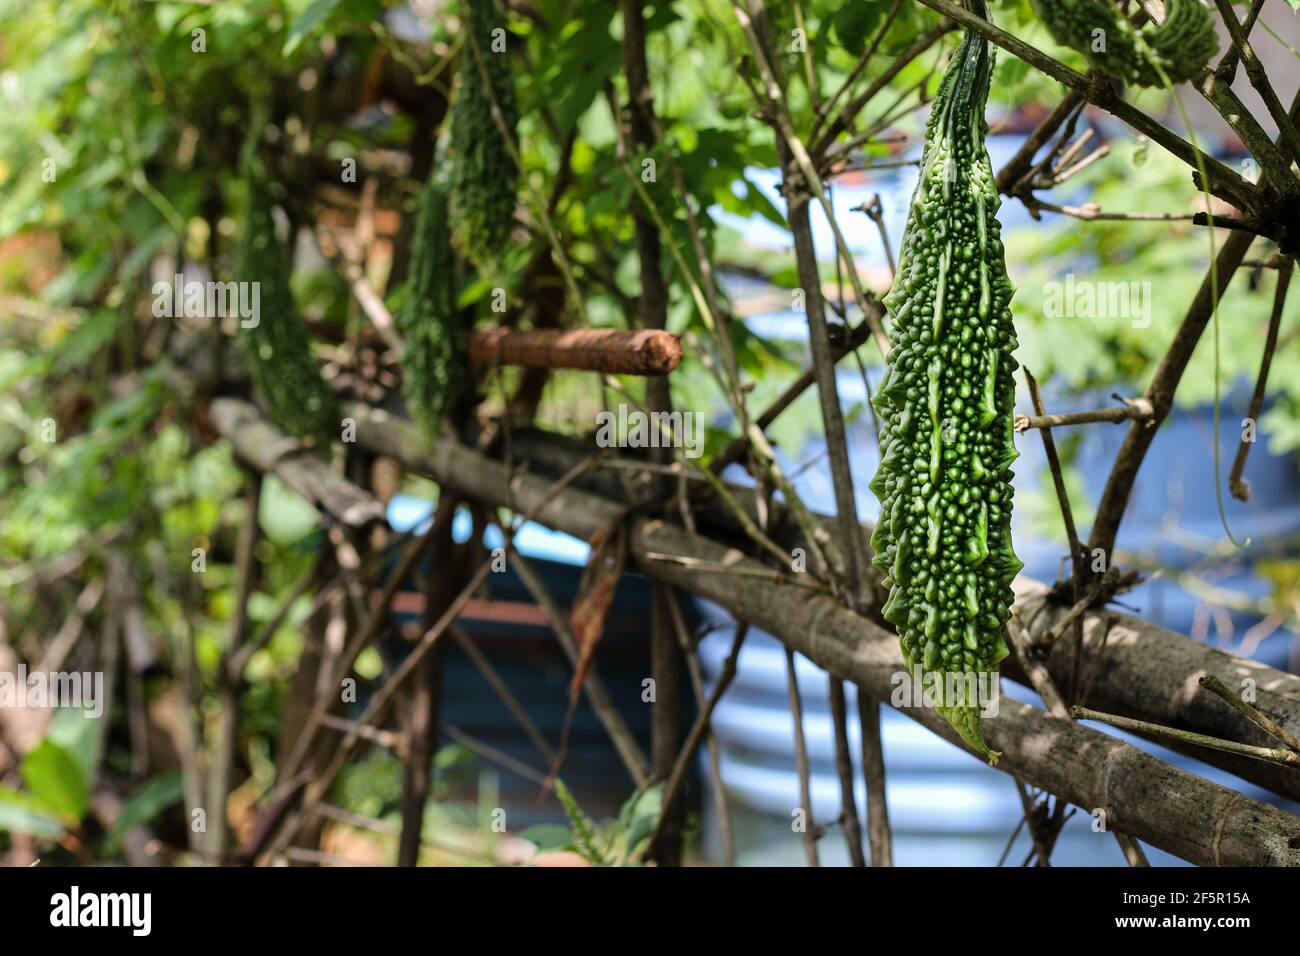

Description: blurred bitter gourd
[448,0,519,274]
[237,173,338,450]
[396,179,467,435]
[868,0,1021,762]
[1033,0,1218,87]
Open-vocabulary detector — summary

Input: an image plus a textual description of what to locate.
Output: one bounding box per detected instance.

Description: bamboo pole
[210,398,1300,864]
[209,398,386,529]
[206,395,1300,810]
[336,404,1300,866]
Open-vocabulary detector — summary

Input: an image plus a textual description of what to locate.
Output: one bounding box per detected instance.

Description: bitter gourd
[448,0,519,275]
[236,172,339,450]
[395,179,467,435]
[868,0,1021,762]
[1033,0,1218,87]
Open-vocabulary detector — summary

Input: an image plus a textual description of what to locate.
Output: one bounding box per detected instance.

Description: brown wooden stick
[397,497,460,868]
[1229,257,1292,501]
[468,328,682,376]
[509,545,650,786]
[1071,706,1300,768]
[250,402,1300,864]
[643,625,748,862]
[664,589,737,866]
[827,675,866,866]
[350,403,1300,803]
[1014,398,1154,433]
[208,473,261,862]
[209,398,386,529]
[1199,675,1300,755]
[856,691,893,866]
[784,647,820,867]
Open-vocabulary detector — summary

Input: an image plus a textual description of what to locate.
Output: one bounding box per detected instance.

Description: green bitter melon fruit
[395,179,467,436]
[868,0,1021,762]
[237,173,339,450]
[448,0,519,275]
[1033,0,1219,87]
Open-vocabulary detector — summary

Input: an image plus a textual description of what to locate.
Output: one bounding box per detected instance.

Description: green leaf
[516,823,574,852]
[20,739,90,822]
[103,773,184,856]
[0,786,66,840]
[616,782,662,855]
[44,705,104,788]
[996,55,1030,87]
[832,1,887,53]
[50,309,119,378]
[284,0,343,56]
[259,475,321,544]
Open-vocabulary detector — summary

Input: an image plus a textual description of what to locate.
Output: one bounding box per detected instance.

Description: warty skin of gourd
[1032,0,1218,87]
[868,15,1022,762]
[237,174,339,451]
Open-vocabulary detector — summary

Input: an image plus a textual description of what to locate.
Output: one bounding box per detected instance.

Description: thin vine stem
[1150,57,1249,550]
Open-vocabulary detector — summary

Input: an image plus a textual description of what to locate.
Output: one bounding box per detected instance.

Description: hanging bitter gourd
[1032,0,1218,87]
[395,179,467,435]
[868,0,1021,762]
[237,173,339,450]
[448,0,519,275]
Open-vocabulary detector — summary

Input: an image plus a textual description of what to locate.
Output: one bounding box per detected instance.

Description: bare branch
[1212,0,1300,168]
[912,0,1261,212]
[1072,707,1300,769]
[1015,397,1155,432]
[784,647,820,867]
[643,625,748,860]
[1087,229,1255,560]
[1229,258,1293,501]
[1199,674,1300,755]
[857,691,893,866]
